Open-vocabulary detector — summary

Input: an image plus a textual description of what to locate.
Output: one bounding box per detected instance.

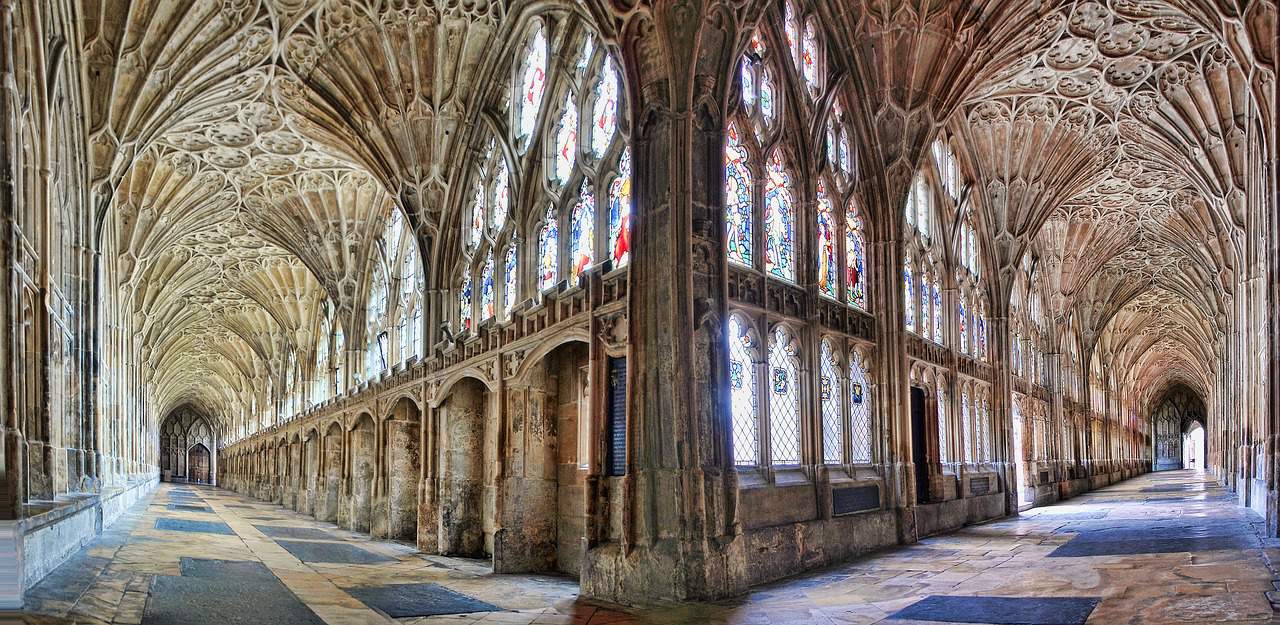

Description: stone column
[577,3,750,602]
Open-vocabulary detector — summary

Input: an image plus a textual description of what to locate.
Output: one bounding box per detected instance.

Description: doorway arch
[1183,420,1205,471]
[1150,385,1206,471]
[187,444,211,483]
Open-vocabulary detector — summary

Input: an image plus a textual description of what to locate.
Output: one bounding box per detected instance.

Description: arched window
[937,382,949,463]
[608,148,632,267]
[725,122,753,266]
[480,251,496,320]
[846,199,867,310]
[768,326,801,464]
[819,339,842,463]
[551,94,578,186]
[961,388,972,463]
[816,181,837,299]
[503,244,518,318]
[569,182,595,281]
[515,25,547,149]
[903,257,915,331]
[849,349,873,463]
[729,315,759,466]
[459,273,473,332]
[365,263,388,378]
[333,325,345,396]
[763,149,795,282]
[538,205,558,291]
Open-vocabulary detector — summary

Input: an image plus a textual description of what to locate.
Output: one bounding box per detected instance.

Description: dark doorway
[188,444,211,484]
[910,387,929,504]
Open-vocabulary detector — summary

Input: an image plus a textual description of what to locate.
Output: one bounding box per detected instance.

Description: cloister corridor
[17,471,1280,625]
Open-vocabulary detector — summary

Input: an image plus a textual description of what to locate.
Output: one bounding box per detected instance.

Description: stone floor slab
[346,582,501,617]
[273,539,394,564]
[888,595,1100,624]
[153,519,235,536]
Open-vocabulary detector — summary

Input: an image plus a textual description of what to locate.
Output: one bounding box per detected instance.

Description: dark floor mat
[889,595,1100,625]
[166,503,213,513]
[143,558,325,625]
[274,539,394,564]
[1048,534,1256,557]
[254,525,336,540]
[346,582,501,617]
[154,518,235,536]
[1027,510,1110,520]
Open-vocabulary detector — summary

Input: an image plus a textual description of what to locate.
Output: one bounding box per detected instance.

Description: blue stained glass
[932,281,943,343]
[903,260,914,331]
[538,205,558,290]
[724,122,753,266]
[920,271,930,337]
[816,181,836,298]
[741,58,756,112]
[759,68,776,129]
[763,149,795,281]
[480,252,495,320]
[772,367,788,394]
[730,360,744,389]
[846,202,866,309]
[459,274,473,332]
[503,245,518,317]
[570,182,595,281]
[959,296,968,354]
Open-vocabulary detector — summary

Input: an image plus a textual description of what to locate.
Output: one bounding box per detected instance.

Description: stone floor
[14,470,1280,624]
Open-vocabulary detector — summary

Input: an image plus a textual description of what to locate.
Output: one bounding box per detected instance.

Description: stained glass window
[903,259,915,331]
[480,251,495,320]
[937,385,949,463]
[570,182,595,282]
[932,280,943,344]
[816,181,836,299]
[538,206,558,290]
[503,244,518,317]
[763,149,795,281]
[759,67,776,130]
[492,160,509,231]
[591,57,619,158]
[768,327,801,464]
[724,122,753,267]
[920,270,931,337]
[608,148,632,267]
[959,293,968,354]
[783,2,800,70]
[820,340,842,464]
[516,26,547,148]
[469,184,484,249]
[552,95,578,185]
[729,316,758,466]
[932,139,961,205]
[333,326,345,396]
[801,18,820,94]
[850,352,872,463]
[915,175,930,237]
[847,200,867,310]
[577,34,593,71]
[459,273,472,332]
[961,390,972,462]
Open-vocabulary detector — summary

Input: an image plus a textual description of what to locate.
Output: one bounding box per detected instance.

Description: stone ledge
[21,477,157,591]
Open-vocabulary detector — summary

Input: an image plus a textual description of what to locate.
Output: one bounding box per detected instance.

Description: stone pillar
[577,3,750,603]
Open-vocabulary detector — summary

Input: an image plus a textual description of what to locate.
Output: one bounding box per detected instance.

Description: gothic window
[725,121,753,267]
[937,382,949,463]
[551,94,578,186]
[504,244,518,318]
[903,257,915,331]
[904,173,943,344]
[590,57,619,158]
[459,273,473,332]
[480,251,495,320]
[729,315,759,466]
[313,309,331,406]
[538,205,558,290]
[365,262,388,379]
[333,326,345,396]
[768,326,801,464]
[800,17,821,95]
[846,199,868,310]
[961,387,972,463]
[492,158,509,230]
[515,25,547,149]
[763,149,795,282]
[956,209,985,360]
[816,180,837,299]
[849,349,873,463]
[569,182,595,282]
[608,148,632,267]
[820,339,842,464]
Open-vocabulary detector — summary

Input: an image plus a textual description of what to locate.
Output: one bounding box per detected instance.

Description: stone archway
[438,377,491,557]
[1151,385,1206,471]
[187,444,211,484]
[378,397,421,541]
[319,423,344,523]
[347,414,377,533]
[158,407,216,484]
[1183,420,1205,471]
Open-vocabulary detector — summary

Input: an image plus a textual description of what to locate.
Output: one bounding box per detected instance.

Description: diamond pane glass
[729,316,758,466]
[937,386,948,463]
[768,328,801,465]
[850,353,872,463]
[820,340,842,464]
[962,390,972,462]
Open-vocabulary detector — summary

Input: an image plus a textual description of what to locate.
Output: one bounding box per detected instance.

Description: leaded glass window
[850,351,872,463]
[570,182,595,281]
[552,94,578,186]
[763,149,795,281]
[820,339,842,464]
[608,148,632,267]
[846,200,867,310]
[768,326,801,464]
[725,122,753,266]
[904,258,915,331]
[503,245,518,318]
[816,180,837,299]
[590,58,619,158]
[729,316,758,466]
[937,384,949,463]
[459,273,472,332]
[516,26,547,149]
[538,206,558,290]
[961,389,972,462]
[480,252,495,320]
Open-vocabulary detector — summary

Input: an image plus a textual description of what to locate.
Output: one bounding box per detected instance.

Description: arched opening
[302,429,319,516]
[187,444,211,484]
[495,340,590,576]
[320,423,344,523]
[439,377,493,557]
[378,397,422,542]
[1151,385,1206,471]
[158,407,216,484]
[347,414,377,533]
[1183,420,1205,471]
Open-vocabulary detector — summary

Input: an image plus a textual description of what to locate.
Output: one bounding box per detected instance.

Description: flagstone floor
[16,470,1280,625]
